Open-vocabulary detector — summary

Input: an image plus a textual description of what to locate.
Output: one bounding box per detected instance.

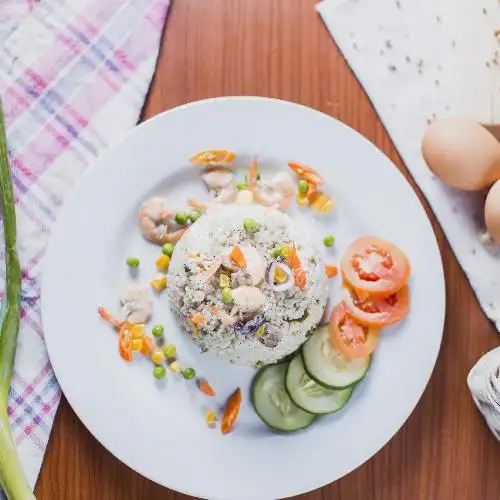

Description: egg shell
[422,117,500,191]
[485,179,500,242]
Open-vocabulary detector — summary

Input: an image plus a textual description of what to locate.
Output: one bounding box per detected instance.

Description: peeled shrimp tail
[159,227,188,244]
[247,155,259,187]
[188,197,211,212]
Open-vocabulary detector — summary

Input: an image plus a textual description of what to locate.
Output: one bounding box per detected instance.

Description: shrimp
[214,179,237,203]
[288,162,324,185]
[137,197,187,244]
[232,286,266,314]
[211,306,238,326]
[119,284,154,324]
[201,167,234,190]
[247,155,259,187]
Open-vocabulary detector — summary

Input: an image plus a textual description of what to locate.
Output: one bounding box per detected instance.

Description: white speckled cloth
[317,0,500,439]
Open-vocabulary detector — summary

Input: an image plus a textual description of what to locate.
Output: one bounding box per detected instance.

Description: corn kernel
[169,360,182,373]
[131,324,146,339]
[151,276,167,291]
[206,410,217,427]
[219,273,231,288]
[274,267,288,284]
[151,349,165,365]
[132,338,144,351]
[156,255,171,272]
[296,193,310,206]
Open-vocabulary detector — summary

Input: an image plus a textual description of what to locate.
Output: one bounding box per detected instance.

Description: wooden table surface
[35,0,500,499]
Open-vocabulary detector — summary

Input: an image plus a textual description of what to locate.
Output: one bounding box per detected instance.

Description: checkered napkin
[0,0,170,488]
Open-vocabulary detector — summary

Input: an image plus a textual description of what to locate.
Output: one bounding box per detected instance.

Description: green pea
[175,212,189,225]
[163,344,177,359]
[323,235,335,248]
[236,182,248,191]
[243,218,260,233]
[126,257,140,268]
[182,368,196,380]
[298,179,309,194]
[153,366,166,380]
[270,246,282,258]
[189,210,201,223]
[162,242,174,257]
[152,324,165,338]
[221,287,233,303]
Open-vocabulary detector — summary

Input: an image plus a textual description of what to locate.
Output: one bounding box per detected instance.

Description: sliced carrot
[190,313,206,327]
[325,265,338,278]
[221,388,242,434]
[198,379,216,396]
[229,245,246,268]
[140,335,153,355]
[118,323,133,362]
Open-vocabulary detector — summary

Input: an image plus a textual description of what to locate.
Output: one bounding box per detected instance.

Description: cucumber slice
[286,353,354,415]
[252,363,316,432]
[302,325,371,389]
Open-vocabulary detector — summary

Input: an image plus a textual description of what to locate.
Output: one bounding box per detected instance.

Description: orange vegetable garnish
[221,388,242,434]
[190,150,236,166]
[198,379,216,396]
[140,336,153,355]
[118,323,133,362]
[288,162,324,185]
[190,313,206,327]
[229,245,246,268]
[325,265,338,278]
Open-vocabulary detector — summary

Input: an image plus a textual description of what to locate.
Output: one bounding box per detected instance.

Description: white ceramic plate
[42,97,445,500]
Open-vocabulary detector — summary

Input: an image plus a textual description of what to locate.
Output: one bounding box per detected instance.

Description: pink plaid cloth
[0,0,170,488]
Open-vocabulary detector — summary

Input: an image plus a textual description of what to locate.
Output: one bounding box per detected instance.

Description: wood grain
[36,0,500,499]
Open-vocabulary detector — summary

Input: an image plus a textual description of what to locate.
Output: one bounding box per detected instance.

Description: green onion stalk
[0,98,36,499]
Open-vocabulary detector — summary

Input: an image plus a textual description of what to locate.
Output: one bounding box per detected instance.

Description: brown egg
[422,117,500,190]
[485,179,500,242]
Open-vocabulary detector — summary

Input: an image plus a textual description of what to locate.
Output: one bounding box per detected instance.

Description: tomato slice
[341,236,410,296]
[329,302,381,358]
[344,284,410,327]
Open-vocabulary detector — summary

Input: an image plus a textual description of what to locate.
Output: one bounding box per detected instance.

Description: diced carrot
[229,245,246,268]
[190,313,206,327]
[221,388,241,434]
[198,379,216,396]
[325,265,338,278]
